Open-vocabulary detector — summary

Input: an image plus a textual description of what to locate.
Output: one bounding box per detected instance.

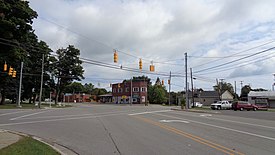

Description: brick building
[112,80,148,104]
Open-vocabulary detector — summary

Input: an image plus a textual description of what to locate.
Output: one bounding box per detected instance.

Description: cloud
[28,0,275,92]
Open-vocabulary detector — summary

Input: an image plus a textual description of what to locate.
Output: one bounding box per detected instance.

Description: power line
[195,52,275,75]
[191,40,275,69]
[194,46,275,73]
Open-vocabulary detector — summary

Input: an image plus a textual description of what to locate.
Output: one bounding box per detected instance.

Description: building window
[118,88,123,93]
[141,87,147,92]
[113,88,116,93]
[125,87,129,92]
[133,87,139,92]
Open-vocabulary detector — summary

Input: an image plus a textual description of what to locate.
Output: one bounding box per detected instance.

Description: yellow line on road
[133,116,245,155]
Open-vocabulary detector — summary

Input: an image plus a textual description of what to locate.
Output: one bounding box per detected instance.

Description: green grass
[0,136,60,155]
[0,103,72,109]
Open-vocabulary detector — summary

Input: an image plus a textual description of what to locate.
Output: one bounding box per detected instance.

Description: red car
[232,101,259,111]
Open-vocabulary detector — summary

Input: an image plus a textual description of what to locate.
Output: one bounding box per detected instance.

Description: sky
[28,0,275,94]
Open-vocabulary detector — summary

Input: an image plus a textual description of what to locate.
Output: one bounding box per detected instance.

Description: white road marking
[0,112,130,127]
[155,113,275,141]
[159,120,189,123]
[10,110,54,120]
[0,110,32,116]
[14,110,137,120]
[200,114,212,117]
[173,111,275,130]
[128,110,172,116]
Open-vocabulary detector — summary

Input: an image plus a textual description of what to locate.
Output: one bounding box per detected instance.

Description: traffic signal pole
[17,62,23,108]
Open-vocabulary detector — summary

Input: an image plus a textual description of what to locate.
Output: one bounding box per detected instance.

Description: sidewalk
[0,130,21,149]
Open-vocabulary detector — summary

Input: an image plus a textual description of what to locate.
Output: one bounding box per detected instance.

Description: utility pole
[190,68,194,108]
[169,71,171,106]
[38,54,44,108]
[234,81,237,95]
[17,62,23,108]
[130,78,132,106]
[216,78,220,101]
[185,52,188,109]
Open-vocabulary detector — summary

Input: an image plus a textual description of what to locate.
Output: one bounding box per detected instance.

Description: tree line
[0,0,84,105]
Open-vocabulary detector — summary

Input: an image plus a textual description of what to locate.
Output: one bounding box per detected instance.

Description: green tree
[83,83,94,94]
[148,85,167,104]
[0,0,38,104]
[213,82,235,95]
[240,85,251,101]
[54,45,84,104]
[64,82,84,94]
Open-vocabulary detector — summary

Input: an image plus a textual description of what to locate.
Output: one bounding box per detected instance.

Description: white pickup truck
[211,101,232,110]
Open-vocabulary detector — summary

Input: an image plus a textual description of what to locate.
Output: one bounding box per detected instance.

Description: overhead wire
[194,46,275,73]
[191,39,275,69]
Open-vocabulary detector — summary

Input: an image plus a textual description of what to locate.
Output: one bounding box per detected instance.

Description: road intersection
[0,104,275,155]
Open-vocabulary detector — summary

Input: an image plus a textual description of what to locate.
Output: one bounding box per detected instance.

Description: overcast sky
[28,0,275,94]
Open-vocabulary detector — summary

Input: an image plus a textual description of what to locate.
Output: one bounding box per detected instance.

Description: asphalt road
[0,104,275,155]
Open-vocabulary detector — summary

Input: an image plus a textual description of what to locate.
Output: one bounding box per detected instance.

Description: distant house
[112,80,148,104]
[98,93,112,103]
[195,90,234,106]
[64,93,91,103]
[198,91,220,106]
[248,91,275,108]
[221,90,234,101]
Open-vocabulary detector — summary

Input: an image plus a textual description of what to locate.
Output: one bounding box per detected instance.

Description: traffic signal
[161,80,164,85]
[114,50,118,63]
[139,58,142,70]
[8,67,13,76]
[149,65,155,72]
[3,62,7,71]
[168,79,170,85]
[12,71,16,78]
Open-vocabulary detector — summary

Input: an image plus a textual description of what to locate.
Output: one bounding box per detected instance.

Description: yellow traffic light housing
[168,79,170,85]
[8,67,13,76]
[139,58,142,70]
[12,71,16,78]
[161,80,164,85]
[3,62,7,71]
[114,50,118,63]
[150,65,155,72]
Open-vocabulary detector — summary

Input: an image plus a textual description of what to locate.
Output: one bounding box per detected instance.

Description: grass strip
[0,136,60,155]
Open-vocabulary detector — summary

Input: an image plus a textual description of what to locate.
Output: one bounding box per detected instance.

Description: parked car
[232,101,259,111]
[211,101,232,110]
[194,102,203,107]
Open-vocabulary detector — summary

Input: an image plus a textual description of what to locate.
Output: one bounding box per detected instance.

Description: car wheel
[217,106,221,110]
[253,107,257,111]
[240,107,244,111]
[234,109,237,111]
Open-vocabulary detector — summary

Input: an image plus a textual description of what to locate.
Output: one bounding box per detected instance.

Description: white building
[248,91,275,108]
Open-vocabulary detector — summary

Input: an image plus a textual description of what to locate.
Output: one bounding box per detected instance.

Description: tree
[64,82,84,93]
[240,85,251,101]
[83,83,94,94]
[54,45,84,104]
[213,82,235,96]
[148,85,167,104]
[0,0,38,104]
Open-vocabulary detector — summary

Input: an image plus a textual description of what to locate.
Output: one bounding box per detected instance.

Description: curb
[171,108,220,114]
[0,129,78,155]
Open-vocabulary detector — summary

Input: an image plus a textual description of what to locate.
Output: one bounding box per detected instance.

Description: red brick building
[112,80,148,104]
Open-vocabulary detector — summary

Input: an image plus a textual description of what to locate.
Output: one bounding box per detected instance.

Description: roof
[99,93,112,97]
[200,91,219,97]
[248,91,275,97]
